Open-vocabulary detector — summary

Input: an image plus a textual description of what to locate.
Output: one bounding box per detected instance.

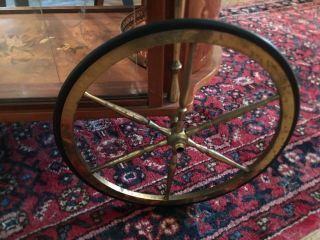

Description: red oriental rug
[1,1,319,239]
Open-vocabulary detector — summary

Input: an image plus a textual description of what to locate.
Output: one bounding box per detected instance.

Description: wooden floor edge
[301,229,320,240]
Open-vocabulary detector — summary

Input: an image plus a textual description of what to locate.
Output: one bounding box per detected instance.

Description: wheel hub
[167,130,188,153]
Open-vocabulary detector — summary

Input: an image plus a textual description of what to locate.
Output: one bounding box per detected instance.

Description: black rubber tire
[53,19,299,205]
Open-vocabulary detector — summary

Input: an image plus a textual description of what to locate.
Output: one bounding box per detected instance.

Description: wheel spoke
[91,140,168,173]
[186,94,279,136]
[84,92,171,136]
[164,149,178,200]
[187,139,249,172]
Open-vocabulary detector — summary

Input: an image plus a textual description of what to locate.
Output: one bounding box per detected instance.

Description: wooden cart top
[0,9,147,102]
[0,3,222,121]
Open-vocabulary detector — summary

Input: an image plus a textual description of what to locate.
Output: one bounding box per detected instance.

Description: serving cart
[0,0,299,205]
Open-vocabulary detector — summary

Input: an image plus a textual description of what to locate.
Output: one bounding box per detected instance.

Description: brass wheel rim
[55,20,298,205]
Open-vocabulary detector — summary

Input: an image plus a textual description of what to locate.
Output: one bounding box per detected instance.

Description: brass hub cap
[167,130,188,153]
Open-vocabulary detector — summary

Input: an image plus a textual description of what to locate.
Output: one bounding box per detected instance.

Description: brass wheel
[54,19,299,205]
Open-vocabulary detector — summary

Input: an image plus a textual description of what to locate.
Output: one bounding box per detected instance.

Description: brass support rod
[84,92,171,136]
[179,43,196,109]
[169,0,186,103]
[187,139,249,172]
[164,149,178,200]
[174,0,186,18]
[91,140,168,172]
[186,94,280,137]
[174,43,196,133]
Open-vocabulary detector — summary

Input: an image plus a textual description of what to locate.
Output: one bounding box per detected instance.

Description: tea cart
[0,0,299,205]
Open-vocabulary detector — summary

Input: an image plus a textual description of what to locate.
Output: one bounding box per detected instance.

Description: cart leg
[0,0,6,7]
[122,0,134,6]
[14,0,29,6]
